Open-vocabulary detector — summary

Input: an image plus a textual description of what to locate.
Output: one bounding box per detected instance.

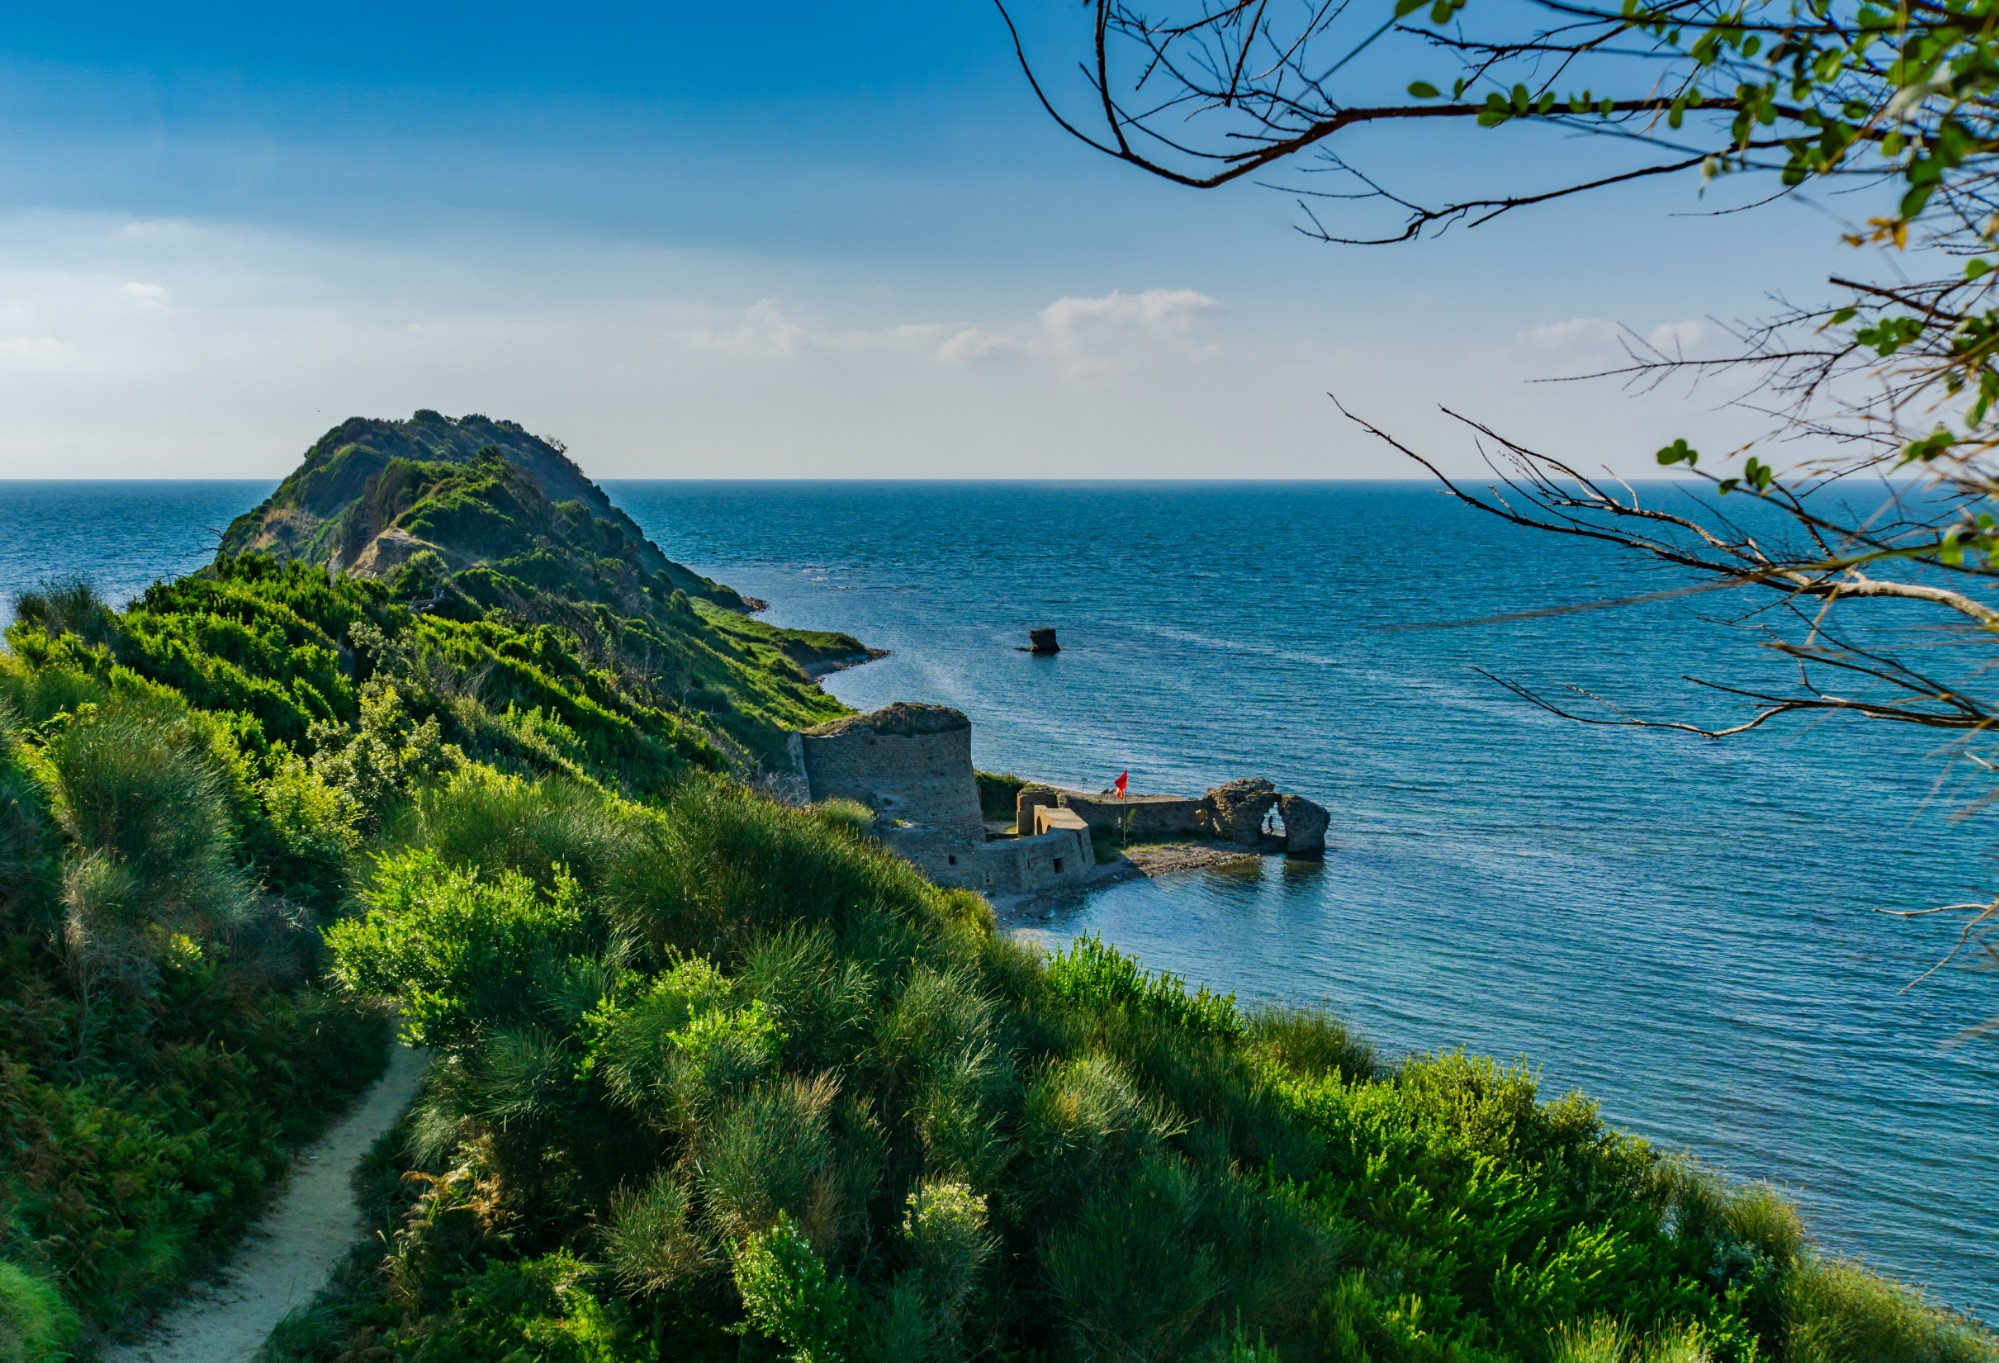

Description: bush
[603,1173,715,1298]
[404,769,629,895]
[1042,1155,1219,1363]
[1045,935,1244,1045]
[326,849,592,1050]
[12,579,116,650]
[697,1075,842,1246]
[732,1212,854,1363]
[587,964,782,1131]
[40,697,253,957]
[409,1251,647,1363]
[1246,1006,1378,1081]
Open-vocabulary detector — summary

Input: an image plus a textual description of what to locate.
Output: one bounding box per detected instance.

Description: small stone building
[794,703,984,838]
[792,703,1095,896]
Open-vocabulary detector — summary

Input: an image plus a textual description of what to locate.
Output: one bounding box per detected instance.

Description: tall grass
[1782,1257,1996,1363]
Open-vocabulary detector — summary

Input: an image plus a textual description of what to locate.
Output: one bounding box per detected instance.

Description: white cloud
[0,212,1780,480]
[1643,318,1712,354]
[0,336,70,364]
[680,297,803,357]
[935,326,1020,365]
[936,287,1222,376]
[1521,316,1619,349]
[120,281,170,310]
[679,287,1223,378]
[1037,288,1222,374]
[1520,314,1713,358]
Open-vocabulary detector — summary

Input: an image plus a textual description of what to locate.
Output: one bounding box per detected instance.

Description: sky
[0,1,1884,479]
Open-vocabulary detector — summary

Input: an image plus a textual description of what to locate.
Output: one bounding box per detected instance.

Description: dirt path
[105,1044,428,1363]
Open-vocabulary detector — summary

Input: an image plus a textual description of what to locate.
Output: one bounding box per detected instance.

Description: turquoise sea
[2,479,1993,1321]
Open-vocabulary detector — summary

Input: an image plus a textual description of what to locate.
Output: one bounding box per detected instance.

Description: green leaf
[1967,259,1991,280]
[1407,81,1441,99]
[1394,0,1427,17]
[1655,438,1699,467]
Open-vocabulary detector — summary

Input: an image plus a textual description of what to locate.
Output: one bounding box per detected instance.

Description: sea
[2,479,1993,1322]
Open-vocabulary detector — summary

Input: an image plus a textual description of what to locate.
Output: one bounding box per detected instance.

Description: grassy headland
[0,416,1990,1362]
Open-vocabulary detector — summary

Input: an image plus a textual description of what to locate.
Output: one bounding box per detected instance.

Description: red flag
[1113,771,1129,799]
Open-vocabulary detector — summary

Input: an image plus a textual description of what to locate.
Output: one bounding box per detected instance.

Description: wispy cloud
[681,288,1224,378]
[940,288,1223,376]
[679,298,804,357]
[120,281,171,311]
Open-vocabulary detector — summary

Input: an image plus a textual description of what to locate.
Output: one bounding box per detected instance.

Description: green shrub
[1018,1052,1182,1213]
[740,927,877,1073]
[258,747,361,903]
[586,956,776,1128]
[1550,1316,1632,1363]
[1246,1006,1378,1081]
[1045,935,1244,1045]
[326,849,592,1050]
[309,678,455,824]
[410,1250,647,1363]
[0,1261,77,1363]
[404,768,629,895]
[698,1075,841,1245]
[1042,1155,1219,1363]
[732,1212,854,1363]
[40,696,253,953]
[12,579,117,650]
[900,1178,994,1325]
[602,1172,715,1298]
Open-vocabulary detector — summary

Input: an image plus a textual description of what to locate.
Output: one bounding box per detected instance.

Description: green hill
[213,412,869,764]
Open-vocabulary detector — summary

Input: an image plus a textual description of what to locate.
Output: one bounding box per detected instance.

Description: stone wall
[1055,791,1210,839]
[877,822,1094,897]
[799,703,985,839]
[973,826,1094,895]
[1017,779,1328,856]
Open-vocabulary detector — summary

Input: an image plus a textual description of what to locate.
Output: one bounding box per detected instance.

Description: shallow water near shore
[3,478,1994,1322]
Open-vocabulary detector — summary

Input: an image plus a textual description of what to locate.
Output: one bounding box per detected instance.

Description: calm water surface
[3,479,1993,1321]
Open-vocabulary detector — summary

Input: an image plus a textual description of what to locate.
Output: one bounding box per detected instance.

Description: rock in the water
[1027,627,1061,654]
[1203,777,1279,845]
[1278,794,1329,857]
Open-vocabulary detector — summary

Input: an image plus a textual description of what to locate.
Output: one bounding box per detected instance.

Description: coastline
[802,646,890,680]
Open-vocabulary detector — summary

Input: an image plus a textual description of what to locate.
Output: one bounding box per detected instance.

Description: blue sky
[0,2,1875,478]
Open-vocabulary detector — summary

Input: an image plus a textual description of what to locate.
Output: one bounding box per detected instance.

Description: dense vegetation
[215,411,865,764]
[1,431,1992,1361]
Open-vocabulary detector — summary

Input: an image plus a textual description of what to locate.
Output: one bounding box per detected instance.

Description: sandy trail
[105,1044,428,1363]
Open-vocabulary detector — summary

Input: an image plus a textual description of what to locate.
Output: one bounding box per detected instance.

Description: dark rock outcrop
[1027,627,1061,654]
[1203,777,1279,845]
[1278,794,1329,857]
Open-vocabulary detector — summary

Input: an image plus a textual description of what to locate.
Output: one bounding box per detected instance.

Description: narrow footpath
[105,1044,429,1363]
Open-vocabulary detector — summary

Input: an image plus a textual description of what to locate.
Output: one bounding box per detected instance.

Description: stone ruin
[1020,775,1328,857]
[789,702,1329,898]
[791,704,1095,896]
